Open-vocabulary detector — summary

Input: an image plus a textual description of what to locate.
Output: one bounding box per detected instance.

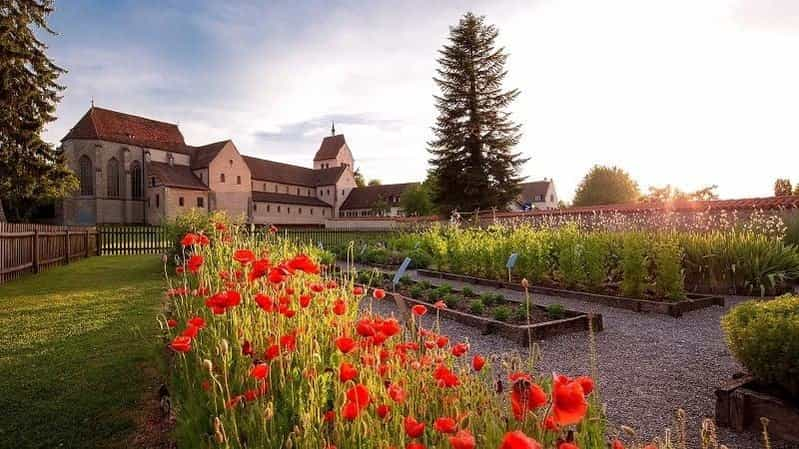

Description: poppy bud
[219,339,229,356]
[203,359,213,374]
[521,278,529,288]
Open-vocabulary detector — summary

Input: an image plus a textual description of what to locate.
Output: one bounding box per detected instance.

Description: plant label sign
[393,257,412,286]
[506,253,518,270]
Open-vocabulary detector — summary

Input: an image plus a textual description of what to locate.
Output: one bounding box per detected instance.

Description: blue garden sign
[506,253,518,269]
[392,257,412,286]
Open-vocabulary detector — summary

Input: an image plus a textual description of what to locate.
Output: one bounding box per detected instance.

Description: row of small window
[533,194,555,202]
[253,203,326,216]
[148,195,204,209]
[219,173,242,184]
[342,210,386,217]
[257,183,343,198]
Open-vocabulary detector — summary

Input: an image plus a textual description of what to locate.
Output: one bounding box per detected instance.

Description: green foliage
[399,183,435,217]
[433,284,453,298]
[774,178,793,196]
[461,286,475,297]
[652,237,685,300]
[469,299,485,315]
[408,285,424,299]
[785,214,799,247]
[554,226,586,288]
[572,165,640,207]
[621,233,648,298]
[511,307,528,323]
[165,210,233,263]
[428,12,526,212]
[0,1,78,220]
[583,233,611,291]
[479,292,503,307]
[443,293,460,309]
[722,295,799,397]
[546,303,566,320]
[492,305,511,322]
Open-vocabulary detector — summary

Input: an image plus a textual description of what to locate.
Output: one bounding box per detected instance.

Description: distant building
[340,183,419,217]
[512,179,558,211]
[58,107,415,225]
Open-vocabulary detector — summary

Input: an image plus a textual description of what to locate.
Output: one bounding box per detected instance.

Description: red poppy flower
[346,384,371,409]
[452,342,469,357]
[255,293,275,312]
[248,258,271,281]
[167,319,177,328]
[552,374,588,426]
[324,410,335,422]
[353,286,364,296]
[356,319,376,337]
[407,443,426,449]
[234,249,256,265]
[436,335,449,348]
[176,266,184,274]
[335,336,356,354]
[181,325,199,338]
[558,443,579,449]
[197,234,210,246]
[500,431,542,449]
[433,364,460,388]
[434,300,447,309]
[169,336,192,352]
[341,400,360,421]
[250,363,269,380]
[449,429,476,449]
[299,294,312,308]
[472,355,485,371]
[332,299,347,315]
[575,375,594,395]
[242,340,254,356]
[188,316,205,328]
[181,233,199,247]
[280,333,296,351]
[288,254,319,274]
[373,288,386,300]
[404,416,426,438]
[339,362,358,382]
[268,268,285,283]
[187,255,204,273]
[611,439,625,449]
[411,304,427,316]
[310,283,325,293]
[510,377,547,420]
[388,383,406,403]
[376,404,391,419]
[265,344,280,360]
[379,318,401,336]
[434,416,457,434]
[544,415,558,431]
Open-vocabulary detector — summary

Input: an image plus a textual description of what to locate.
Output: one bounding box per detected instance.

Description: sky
[42,0,799,202]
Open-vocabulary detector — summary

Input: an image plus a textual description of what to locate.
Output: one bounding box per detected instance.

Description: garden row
[331,225,799,302]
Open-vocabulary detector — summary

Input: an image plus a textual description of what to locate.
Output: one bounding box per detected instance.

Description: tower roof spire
[331,121,336,136]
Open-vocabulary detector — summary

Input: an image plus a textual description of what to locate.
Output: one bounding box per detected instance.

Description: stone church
[59,107,417,225]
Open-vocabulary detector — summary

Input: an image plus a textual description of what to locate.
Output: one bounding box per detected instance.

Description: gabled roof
[340,183,418,210]
[252,191,331,207]
[63,107,190,154]
[191,140,231,169]
[314,135,346,161]
[518,180,553,203]
[147,162,208,191]
[243,155,346,187]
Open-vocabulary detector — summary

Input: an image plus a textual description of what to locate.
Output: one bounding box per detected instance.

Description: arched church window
[107,158,120,197]
[79,155,94,196]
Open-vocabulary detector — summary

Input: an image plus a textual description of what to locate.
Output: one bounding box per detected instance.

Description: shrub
[443,293,460,309]
[722,295,799,397]
[408,285,424,299]
[461,286,475,297]
[546,303,566,320]
[582,234,610,292]
[511,306,528,323]
[433,284,453,298]
[621,233,648,298]
[479,292,496,307]
[469,299,485,315]
[492,305,511,322]
[652,237,685,301]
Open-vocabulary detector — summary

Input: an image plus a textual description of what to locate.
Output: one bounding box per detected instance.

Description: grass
[0,255,165,449]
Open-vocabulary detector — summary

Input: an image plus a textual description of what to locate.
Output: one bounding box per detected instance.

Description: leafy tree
[641,184,718,202]
[367,179,382,186]
[1,0,78,221]
[795,184,799,196]
[370,198,390,216]
[354,168,366,188]
[428,12,526,213]
[399,183,434,216]
[774,178,793,196]
[572,165,639,207]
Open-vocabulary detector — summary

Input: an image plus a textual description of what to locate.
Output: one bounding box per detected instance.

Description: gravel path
[348,263,786,449]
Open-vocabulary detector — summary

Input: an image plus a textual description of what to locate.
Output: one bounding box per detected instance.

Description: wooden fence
[98,226,171,255]
[280,228,402,249]
[0,223,99,285]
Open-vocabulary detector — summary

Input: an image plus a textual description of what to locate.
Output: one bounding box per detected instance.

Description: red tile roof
[314,135,346,161]
[243,156,346,187]
[340,183,419,210]
[147,162,208,191]
[63,107,190,154]
[252,191,331,207]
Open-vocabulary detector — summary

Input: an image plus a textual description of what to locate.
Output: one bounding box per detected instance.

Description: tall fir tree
[0,0,77,221]
[428,12,526,213]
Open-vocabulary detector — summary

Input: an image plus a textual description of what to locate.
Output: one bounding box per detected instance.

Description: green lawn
[0,255,165,449]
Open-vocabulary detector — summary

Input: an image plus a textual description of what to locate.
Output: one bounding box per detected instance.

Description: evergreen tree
[428,12,526,213]
[0,0,77,221]
[354,168,366,188]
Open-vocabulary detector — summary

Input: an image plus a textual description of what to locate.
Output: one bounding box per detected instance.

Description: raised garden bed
[715,375,799,443]
[358,272,603,345]
[416,268,724,318]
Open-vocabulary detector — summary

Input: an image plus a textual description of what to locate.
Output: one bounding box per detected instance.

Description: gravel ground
[349,264,789,449]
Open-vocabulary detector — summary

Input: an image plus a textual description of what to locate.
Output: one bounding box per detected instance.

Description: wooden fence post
[85,229,90,258]
[65,229,70,264]
[33,229,40,273]
[96,228,101,256]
